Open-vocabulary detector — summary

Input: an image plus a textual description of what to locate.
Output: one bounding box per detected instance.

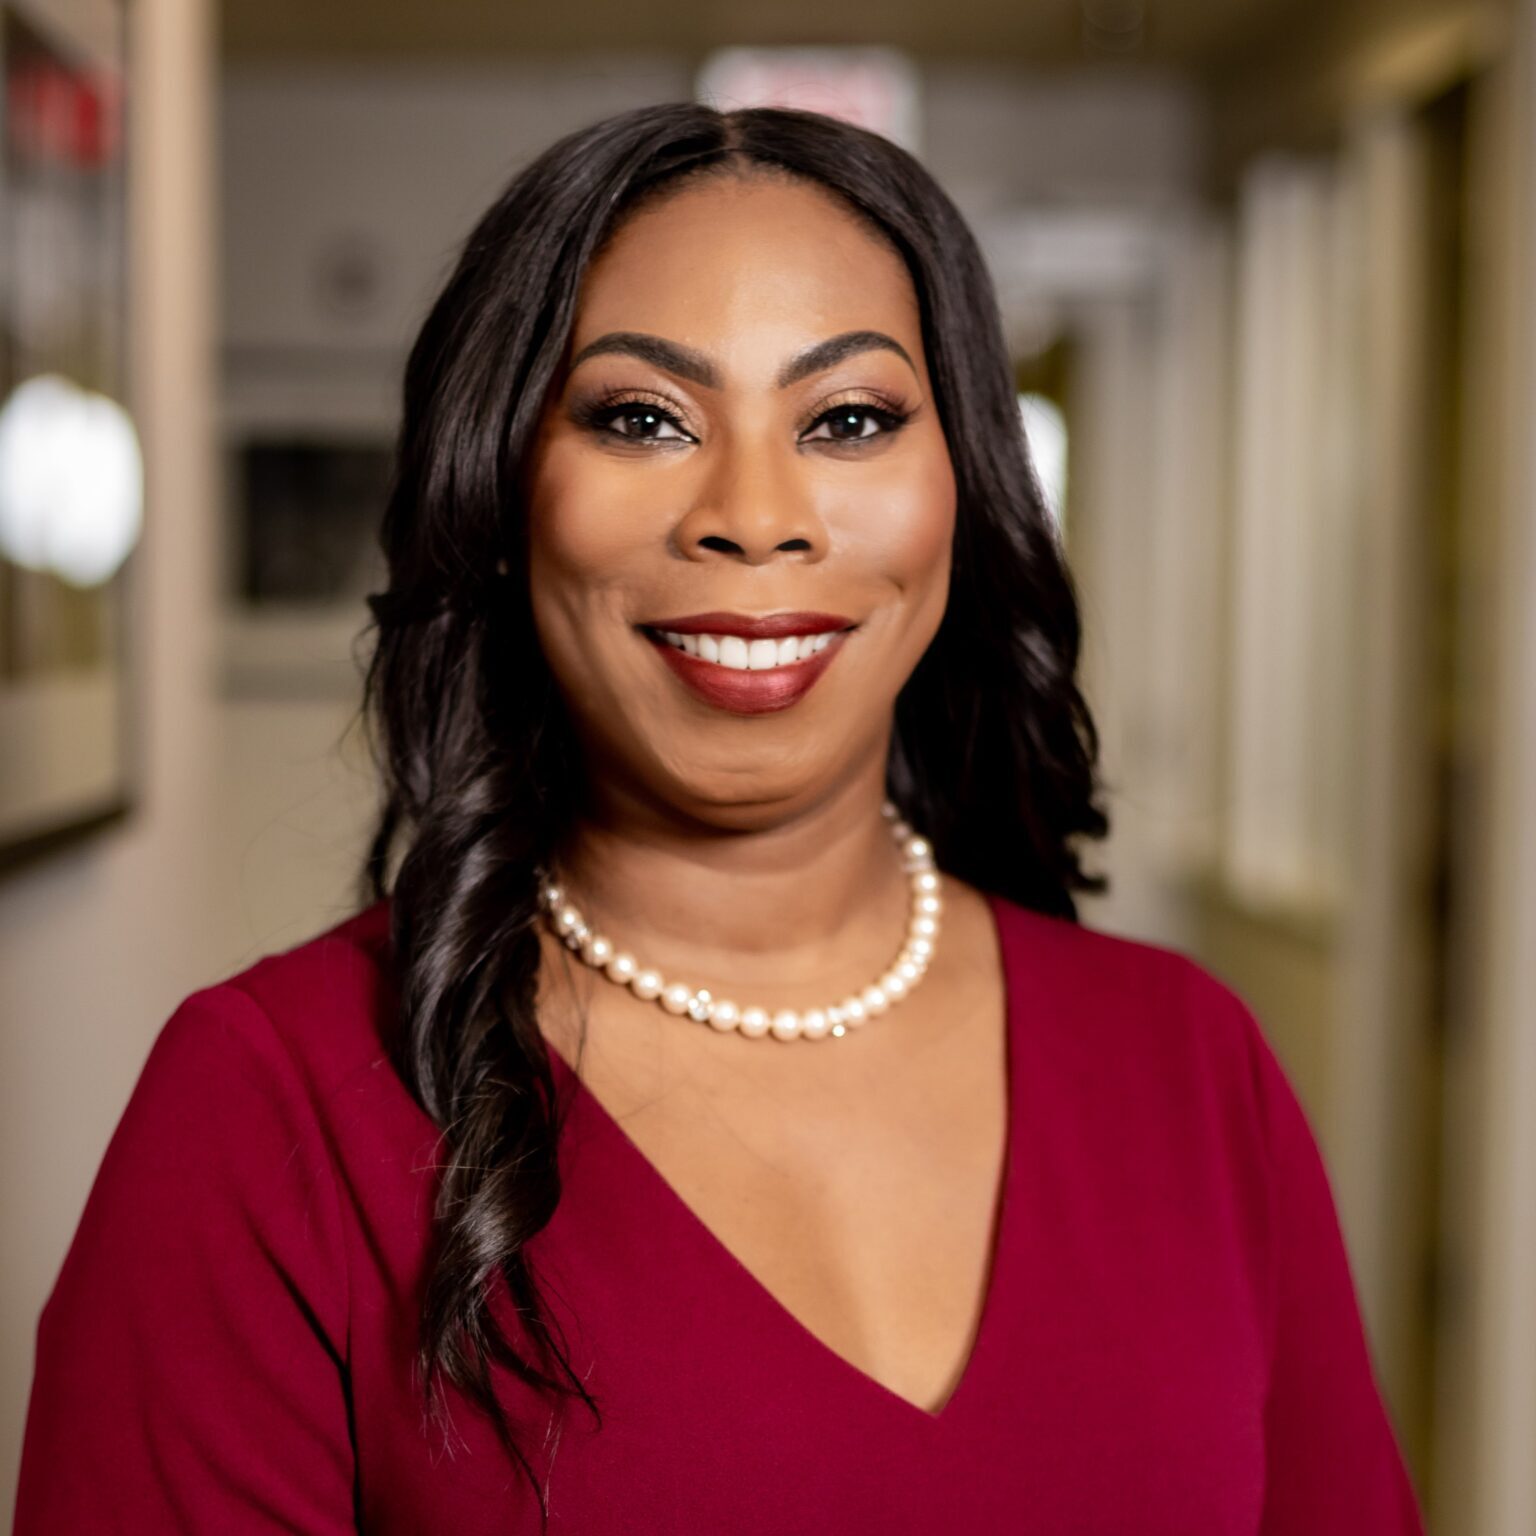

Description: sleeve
[1240,1002,1428,1534]
[12,983,358,1534]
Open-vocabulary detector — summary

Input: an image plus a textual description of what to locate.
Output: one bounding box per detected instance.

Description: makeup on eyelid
[570,391,914,447]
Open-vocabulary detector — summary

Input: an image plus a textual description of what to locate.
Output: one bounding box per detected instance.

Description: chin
[641,735,883,829]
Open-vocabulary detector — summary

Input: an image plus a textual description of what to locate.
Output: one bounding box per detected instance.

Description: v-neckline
[543,888,1022,1427]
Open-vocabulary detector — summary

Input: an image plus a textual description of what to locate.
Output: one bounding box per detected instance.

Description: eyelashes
[571,389,912,450]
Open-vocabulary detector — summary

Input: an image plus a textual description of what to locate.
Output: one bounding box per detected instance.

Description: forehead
[568,173,923,361]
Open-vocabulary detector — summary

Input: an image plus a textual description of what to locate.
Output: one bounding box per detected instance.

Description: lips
[641,610,855,640]
[636,610,857,715]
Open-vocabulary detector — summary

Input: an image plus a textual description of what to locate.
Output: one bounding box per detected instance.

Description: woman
[15,103,1424,1533]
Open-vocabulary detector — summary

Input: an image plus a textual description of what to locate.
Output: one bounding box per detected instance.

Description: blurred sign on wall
[696,47,921,154]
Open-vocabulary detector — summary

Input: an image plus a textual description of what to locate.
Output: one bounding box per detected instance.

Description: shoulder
[165,898,398,1094]
[102,899,405,1215]
[25,931,377,1527]
[987,889,1258,1030]
[986,892,1314,1305]
[117,897,395,1159]
[69,899,399,1286]
[985,890,1278,1130]
[39,911,399,1345]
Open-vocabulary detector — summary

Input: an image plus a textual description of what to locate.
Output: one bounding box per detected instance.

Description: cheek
[894,456,957,579]
[525,446,656,633]
[839,434,956,617]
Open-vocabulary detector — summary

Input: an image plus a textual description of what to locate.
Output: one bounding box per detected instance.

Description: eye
[576,394,694,444]
[801,401,910,446]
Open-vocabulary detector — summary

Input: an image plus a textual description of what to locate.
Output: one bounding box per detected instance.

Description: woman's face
[523,171,957,824]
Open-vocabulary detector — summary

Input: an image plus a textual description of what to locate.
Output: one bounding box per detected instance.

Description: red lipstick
[641,611,855,639]
[637,611,857,716]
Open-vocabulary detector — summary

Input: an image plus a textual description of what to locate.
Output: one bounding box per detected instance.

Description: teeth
[653,628,840,670]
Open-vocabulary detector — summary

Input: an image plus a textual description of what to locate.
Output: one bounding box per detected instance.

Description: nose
[670,439,828,566]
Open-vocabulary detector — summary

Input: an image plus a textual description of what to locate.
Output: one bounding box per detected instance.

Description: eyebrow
[566,329,917,390]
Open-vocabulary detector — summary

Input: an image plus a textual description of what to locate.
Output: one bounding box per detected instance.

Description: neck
[549,764,915,1006]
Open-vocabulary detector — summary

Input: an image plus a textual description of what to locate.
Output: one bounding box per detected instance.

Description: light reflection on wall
[1018,391,1068,535]
[0,372,142,589]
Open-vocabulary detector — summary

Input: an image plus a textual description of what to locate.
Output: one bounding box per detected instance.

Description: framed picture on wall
[0,0,138,873]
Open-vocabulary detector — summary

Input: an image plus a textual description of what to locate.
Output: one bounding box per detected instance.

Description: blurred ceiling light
[0,372,143,588]
[1080,0,1147,54]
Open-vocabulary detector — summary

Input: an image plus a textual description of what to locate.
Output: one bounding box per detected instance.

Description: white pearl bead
[739,1007,771,1039]
[545,803,942,1042]
[770,1009,802,1040]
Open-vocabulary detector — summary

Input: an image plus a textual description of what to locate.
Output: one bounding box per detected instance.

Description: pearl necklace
[537,800,941,1042]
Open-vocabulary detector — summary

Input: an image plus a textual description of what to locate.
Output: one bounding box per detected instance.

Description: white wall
[221,56,694,362]
[925,60,1202,216]
[217,56,1201,385]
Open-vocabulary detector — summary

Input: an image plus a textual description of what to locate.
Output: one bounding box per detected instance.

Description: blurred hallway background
[4,1,1535,1529]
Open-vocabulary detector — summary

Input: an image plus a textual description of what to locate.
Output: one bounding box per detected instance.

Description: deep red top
[16,893,1426,1533]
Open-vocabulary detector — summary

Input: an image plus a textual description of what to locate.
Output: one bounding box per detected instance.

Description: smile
[648,629,834,670]
[636,611,858,715]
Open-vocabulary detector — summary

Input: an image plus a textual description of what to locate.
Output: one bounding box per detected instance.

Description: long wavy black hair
[356,100,1109,1517]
